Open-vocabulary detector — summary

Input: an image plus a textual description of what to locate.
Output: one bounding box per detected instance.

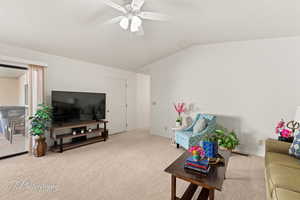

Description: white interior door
[106,78,127,134]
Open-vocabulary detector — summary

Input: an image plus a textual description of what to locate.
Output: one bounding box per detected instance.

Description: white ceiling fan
[103,0,169,35]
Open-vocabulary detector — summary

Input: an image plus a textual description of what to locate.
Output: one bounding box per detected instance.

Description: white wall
[0,43,150,133]
[136,73,150,129]
[0,78,19,106]
[44,57,138,132]
[143,36,300,156]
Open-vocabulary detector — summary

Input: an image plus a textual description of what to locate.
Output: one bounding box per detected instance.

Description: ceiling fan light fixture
[103,0,168,35]
[130,16,142,32]
[119,17,129,30]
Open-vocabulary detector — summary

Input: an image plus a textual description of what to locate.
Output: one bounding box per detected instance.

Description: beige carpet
[0,134,26,157]
[0,130,265,200]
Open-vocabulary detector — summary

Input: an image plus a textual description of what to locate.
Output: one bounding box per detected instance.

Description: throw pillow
[193,118,206,134]
[289,130,300,158]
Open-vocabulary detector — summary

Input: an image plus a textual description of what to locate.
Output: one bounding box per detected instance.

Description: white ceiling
[0,0,300,71]
[0,67,26,78]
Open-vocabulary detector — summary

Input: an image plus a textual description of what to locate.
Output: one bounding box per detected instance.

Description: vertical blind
[27,65,45,153]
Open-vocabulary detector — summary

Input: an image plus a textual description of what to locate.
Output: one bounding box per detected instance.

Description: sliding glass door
[0,65,28,158]
[0,64,45,158]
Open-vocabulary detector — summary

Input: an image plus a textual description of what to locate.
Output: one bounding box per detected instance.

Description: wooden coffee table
[164,150,231,200]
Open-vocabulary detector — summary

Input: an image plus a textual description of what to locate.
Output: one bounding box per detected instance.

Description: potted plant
[214,127,240,152]
[200,126,240,157]
[176,118,182,127]
[29,104,52,157]
[200,132,219,158]
[173,103,185,126]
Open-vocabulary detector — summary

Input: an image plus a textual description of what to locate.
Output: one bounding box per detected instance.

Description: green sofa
[265,139,300,200]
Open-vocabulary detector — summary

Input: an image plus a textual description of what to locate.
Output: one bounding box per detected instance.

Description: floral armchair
[175,113,216,150]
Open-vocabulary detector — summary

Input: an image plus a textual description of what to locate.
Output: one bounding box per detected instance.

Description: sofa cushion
[289,130,300,158]
[272,188,300,200]
[193,118,206,134]
[266,152,300,169]
[267,164,300,195]
[265,139,290,155]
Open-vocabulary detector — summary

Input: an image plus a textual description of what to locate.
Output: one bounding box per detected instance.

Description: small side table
[165,150,231,200]
[171,126,184,146]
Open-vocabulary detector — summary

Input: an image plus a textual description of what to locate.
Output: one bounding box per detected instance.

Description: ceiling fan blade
[103,16,125,25]
[130,16,142,32]
[136,26,144,36]
[131,0,145,10]
[103,0,127,14]
[139,11,169,21]
[120,17,130,30]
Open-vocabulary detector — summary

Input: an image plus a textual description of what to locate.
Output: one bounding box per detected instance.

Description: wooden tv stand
[50,120,108,153]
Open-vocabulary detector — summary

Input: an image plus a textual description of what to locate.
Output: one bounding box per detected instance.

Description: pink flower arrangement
[275,119,293,138]
[275,119,285,134]
[188,146,205,157]
[174,103,185,116]
[281,129,293,138]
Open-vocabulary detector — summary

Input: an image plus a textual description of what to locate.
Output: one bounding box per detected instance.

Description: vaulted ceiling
[0,0,300,71]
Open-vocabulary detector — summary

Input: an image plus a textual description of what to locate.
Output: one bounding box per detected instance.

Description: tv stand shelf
[56,128,105,140]
[50,120,108,153]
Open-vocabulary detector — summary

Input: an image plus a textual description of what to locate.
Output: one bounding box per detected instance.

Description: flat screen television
[52,91,106,125]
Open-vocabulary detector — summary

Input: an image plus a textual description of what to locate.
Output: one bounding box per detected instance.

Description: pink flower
[199,150,205,157]
[281,129,292,138]
[174,103,185,116]
[277,120,285,128]
[188,146,205,157]
[275,119,285,134]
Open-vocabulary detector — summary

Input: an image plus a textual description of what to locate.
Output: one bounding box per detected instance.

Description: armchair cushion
[193,118,206,134]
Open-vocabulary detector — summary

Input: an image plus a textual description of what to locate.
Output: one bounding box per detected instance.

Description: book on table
[184,156,210,173]
[184,164,211,173]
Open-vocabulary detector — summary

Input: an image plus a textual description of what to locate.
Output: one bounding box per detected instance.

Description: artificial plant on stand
[29,104,52,157]
[174,103,185,127]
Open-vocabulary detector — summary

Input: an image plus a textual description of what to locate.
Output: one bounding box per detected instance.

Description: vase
[203,141,218,158]
[33,136,47,157]
[192,150,201,161]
